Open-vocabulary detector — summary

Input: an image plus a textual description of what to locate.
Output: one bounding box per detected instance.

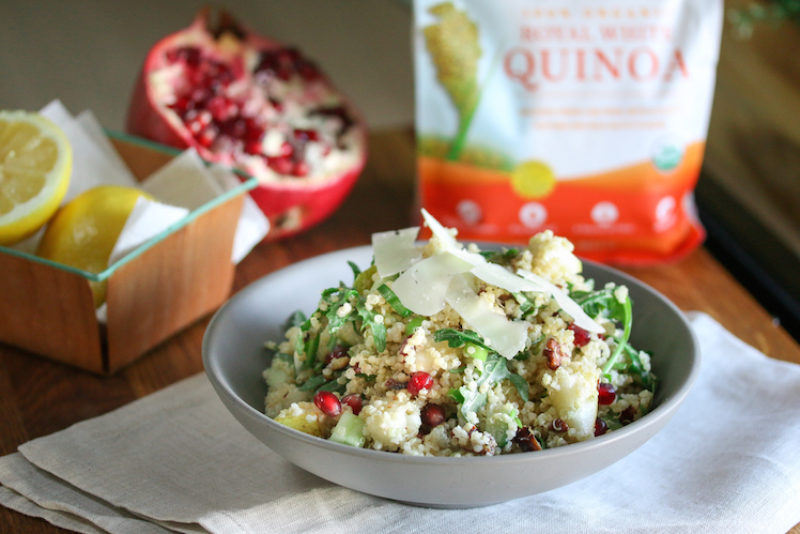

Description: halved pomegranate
[126,8,367,239]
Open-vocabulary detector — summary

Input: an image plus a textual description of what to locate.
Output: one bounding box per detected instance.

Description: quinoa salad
[263,210,656,456]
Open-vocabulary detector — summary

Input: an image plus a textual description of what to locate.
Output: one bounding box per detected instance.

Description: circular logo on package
[651,135,683,172]
[591,201,619,226]
[510,160,555,199]
[519,202,547,228]
[456,199,482,225]
[654,196,677,231]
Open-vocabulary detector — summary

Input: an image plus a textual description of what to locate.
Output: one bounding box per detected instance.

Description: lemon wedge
[0,110,72,245]
[36,185,152,307]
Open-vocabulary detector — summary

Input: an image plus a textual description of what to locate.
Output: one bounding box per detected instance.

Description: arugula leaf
[480,247,520,264]
[453,354,526,419]
[620,345,656,390]
[599,411,624,432]
[283,310,307,332]
[321,287,340,299]
[301,332,321,370]
[512,292,536,318]
[448,388,465,404]
[571,286,635,381]
[378,284,412,317]
[323,287,358,341]
[457,392,487,424]
[347,260,361,280]
[433,329,492,351]
[354,297,387,352]
[507,373,529,402]
[601,295,632,378]
[356,373,377,382]
[316,377,347,395]
[405,316,424,335]
[297,374,326,392]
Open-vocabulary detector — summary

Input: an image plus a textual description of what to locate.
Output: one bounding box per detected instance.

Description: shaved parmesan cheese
[470,261,547,294]
[371,210,601,352]
[445,274,529,359]
[372,226,421,277]
[391,252,473,315]
[517,271,604,333]
[421,208,459,251]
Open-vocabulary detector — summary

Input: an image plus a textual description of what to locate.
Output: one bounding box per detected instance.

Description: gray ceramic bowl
[202,245,699,507]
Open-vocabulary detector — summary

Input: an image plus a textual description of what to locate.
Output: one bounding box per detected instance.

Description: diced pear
[275,413,323,437]
[329,411,366,447]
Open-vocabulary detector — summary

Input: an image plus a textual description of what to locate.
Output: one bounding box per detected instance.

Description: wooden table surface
[1,129,799,533]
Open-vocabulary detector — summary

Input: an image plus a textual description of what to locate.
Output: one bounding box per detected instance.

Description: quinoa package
[413,0,722,264]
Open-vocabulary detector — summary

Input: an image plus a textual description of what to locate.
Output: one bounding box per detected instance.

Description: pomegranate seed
[195,126,217,148]
[325,345,348,364]
[242,118,261,135]
[512,427,542,452]
[266,155,293,175]
[278,47,300,64]
[275,64,292,81]
[205,60,234,86]
[291,161,310,177]
[245,139,263,155]
[597,382,616,405]
[277,141,293,157]
[551,418,568,432]
[313,391,341,417]
[295,59,321,81]
[185,115,205,135]
[293,128,319,142]
[167,46,201,67]
[568,323,591,347]
[255,52,277,73]
[190,87,213,106]
[341,394,363,415]
[619,405,637,425]
[594,417,608,436]
[169,96,194,115]
[220,117,248,139]
[407,371,433,395]
[206,96,236,121]
[421,403,445,428]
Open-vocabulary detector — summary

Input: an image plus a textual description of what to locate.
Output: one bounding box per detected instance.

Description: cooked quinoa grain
[263,211,657,456]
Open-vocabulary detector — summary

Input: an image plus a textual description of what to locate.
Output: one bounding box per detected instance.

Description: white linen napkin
[1,312,799,534]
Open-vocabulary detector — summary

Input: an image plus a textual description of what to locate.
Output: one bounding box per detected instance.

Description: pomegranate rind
[125,7,368,240]
[248,142,367,239]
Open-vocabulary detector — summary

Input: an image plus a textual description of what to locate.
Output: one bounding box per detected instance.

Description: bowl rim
[203,244,700,465]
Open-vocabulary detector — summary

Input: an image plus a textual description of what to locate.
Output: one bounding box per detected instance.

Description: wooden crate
[0,135,249,374]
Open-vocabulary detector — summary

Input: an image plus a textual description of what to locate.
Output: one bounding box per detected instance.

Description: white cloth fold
[2,312,799,534]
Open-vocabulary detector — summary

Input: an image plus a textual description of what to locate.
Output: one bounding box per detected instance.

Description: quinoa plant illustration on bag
[413,0,723,264]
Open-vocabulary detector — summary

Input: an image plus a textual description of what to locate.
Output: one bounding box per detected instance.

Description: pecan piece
[512,426,542,452]
[543,337,566,370]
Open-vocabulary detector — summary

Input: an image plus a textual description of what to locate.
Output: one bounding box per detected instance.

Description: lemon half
[36,185,152,307]
[0,110,72,245]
